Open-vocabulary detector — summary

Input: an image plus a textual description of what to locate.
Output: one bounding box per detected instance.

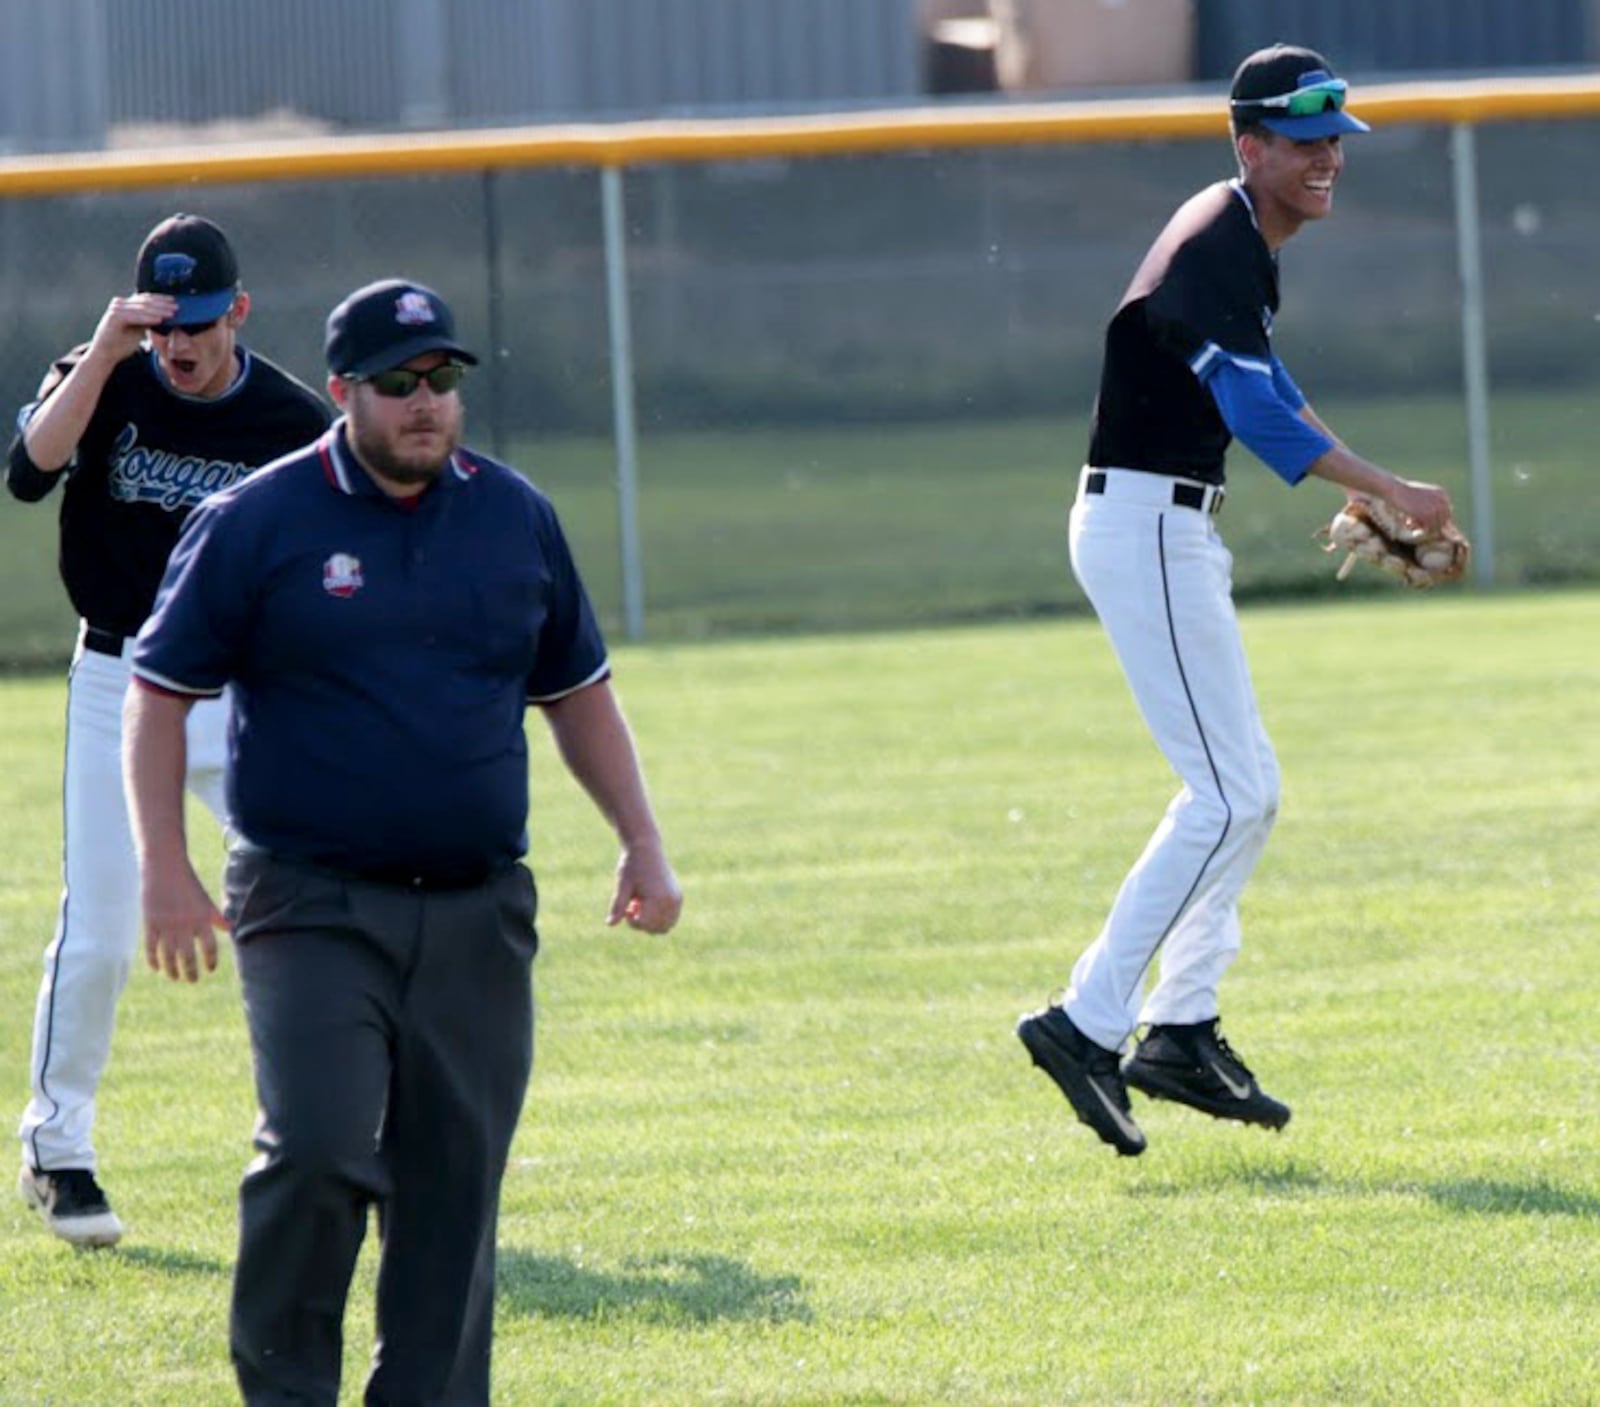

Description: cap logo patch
[394,291,436,327]
[322,553,364,598]
[152,252,198,289]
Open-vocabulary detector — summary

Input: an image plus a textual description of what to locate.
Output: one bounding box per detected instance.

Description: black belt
[343,862,500,893]
[1084,470,1224,515]
[235,843,501,894]
[83,626,127,657]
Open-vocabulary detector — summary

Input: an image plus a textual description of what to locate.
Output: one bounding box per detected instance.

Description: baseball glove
[1318,497,1471,589]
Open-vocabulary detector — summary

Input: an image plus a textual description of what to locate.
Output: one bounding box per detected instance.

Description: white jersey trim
[325,423,361,495]
[1189,341,1272,380]
[529,659,610,705]
[1228,178,1260,232]
[129,665,225,699]
[149,346,256,405]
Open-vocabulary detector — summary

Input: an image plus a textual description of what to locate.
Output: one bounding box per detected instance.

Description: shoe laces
[1204,1022,1255,1081]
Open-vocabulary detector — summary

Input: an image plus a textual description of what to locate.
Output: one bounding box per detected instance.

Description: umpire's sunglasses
[1232,77,1348,117]
[346,362,468,399]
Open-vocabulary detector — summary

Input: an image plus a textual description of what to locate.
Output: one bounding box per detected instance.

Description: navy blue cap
[325,279,480,377]
[136,214,240,328]
[1230,45,1371,140]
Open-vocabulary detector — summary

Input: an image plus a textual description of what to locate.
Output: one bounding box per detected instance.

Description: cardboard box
[994,0,1195,90]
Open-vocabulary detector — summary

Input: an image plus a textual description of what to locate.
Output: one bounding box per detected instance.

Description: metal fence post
[602,164,646,640]
[482,168,507,462]
[1451,121,1495,587]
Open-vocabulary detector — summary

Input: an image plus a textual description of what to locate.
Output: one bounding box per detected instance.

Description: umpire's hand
[608,837,683,934]
[142,859,231,982]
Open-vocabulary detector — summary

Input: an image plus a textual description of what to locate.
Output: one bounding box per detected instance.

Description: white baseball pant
[18,623,229,1174]
[1063,468,1280,1053]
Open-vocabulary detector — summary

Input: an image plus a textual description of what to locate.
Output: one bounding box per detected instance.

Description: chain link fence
[2,113,1597,665]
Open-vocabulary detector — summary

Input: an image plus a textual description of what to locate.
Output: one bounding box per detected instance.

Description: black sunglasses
[349,363,468,399]
[154,315,224,337]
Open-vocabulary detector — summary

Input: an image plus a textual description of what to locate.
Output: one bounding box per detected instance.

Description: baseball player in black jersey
[1017,46,1454,1156]
[8,213,329,1242]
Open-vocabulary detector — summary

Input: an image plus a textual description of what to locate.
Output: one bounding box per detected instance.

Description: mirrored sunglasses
[353,363,468,399]
[1234,77,1348,117]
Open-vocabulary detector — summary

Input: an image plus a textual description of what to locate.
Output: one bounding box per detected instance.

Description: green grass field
[3,386,1597,665]
[2,589,1598,1404]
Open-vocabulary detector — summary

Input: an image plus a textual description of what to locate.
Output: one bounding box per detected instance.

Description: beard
[348,413,462,488]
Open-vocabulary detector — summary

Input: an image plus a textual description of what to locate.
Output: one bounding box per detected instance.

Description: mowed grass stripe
[1,589,1598,1404]
[4,386,1600,664]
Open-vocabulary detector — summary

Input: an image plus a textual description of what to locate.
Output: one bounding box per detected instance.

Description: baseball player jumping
[1017,46,1454,1155]
[8,214,329,1243]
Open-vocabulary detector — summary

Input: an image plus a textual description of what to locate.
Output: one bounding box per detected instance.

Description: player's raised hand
[86,294,180,365]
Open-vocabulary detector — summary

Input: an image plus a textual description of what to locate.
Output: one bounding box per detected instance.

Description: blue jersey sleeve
[1269,356,1309,412]
[1199,355,1333,485]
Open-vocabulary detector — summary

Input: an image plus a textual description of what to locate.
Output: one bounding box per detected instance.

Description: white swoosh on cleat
[1087,1081,1143,1144]
[1208,1059,1253,1100]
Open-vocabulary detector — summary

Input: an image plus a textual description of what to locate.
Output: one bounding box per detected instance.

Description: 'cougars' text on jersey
[106,423,256,511]
[6,345,330,638]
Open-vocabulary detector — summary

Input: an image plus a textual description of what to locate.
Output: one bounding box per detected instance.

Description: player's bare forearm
[1296,401,1342,448]
[1305,441,1453,531]
[25,295,178,470]
[123,682,227,980]
[22,359,119,472]
[542,680,684,933]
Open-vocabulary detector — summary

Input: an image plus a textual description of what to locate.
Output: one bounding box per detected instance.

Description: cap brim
[1260,109,1371,139]
[342,334,481,378]
[155,288,238,330]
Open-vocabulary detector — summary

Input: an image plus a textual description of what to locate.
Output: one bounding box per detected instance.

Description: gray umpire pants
[223,845,538,1407]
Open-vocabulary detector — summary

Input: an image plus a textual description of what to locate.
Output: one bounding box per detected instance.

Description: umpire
[124,278,683,1404]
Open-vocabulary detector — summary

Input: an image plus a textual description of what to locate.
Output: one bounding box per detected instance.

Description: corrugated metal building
[1194,0,1596,79]
[2,0,923,152]
[4,0,1599,155]
[0,1,106,152]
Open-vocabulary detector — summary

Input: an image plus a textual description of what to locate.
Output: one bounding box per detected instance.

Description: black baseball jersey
[7,345,330,638]
[1087,180,1279,486]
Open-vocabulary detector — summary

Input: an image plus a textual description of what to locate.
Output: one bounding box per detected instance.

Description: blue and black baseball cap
[325,279,480,378]
[135,214,241,329]
[1230,44,1371,140]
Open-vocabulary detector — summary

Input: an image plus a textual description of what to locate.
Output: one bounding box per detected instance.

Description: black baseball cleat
[1017,1004,1146,1156]
[18,1164,125,1248]
[1122,1019,1290,1130]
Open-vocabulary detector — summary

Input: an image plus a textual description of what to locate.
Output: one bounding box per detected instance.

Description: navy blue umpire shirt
[132,422,609,881]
